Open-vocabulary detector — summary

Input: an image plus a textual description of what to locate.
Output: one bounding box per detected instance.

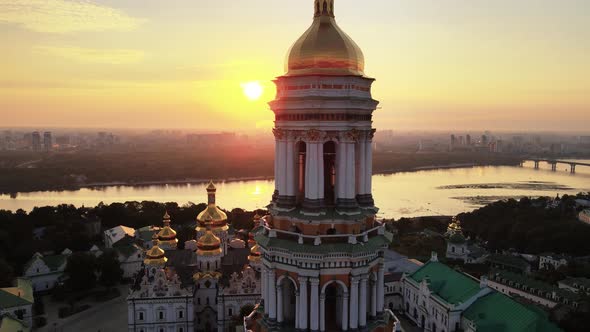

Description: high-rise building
[31,131,41,152]
[466,134,472,146]
[251,1,393,331]
[43,131,52,152]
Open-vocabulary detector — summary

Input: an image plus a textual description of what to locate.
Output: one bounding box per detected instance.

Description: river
[1,161,589,219]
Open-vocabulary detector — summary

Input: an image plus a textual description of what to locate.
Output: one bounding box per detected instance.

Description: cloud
[0,0,145,33]
[34,46,145,64]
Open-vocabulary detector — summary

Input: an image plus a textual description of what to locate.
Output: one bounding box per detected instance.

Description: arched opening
[323,141,336,205]
[296,141,306,204]
[279,277,297,325]
[323,281,347,331]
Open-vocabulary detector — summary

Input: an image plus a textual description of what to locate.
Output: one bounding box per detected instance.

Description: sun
[241,81,264,101]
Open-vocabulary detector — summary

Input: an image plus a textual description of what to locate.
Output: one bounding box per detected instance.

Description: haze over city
[1,0,589,132]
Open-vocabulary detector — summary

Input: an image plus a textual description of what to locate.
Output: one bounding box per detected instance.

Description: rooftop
[408,261,481,305]
[463,292,562,332]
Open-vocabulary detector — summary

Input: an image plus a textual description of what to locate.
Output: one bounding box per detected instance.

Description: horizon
[1,0,589,132]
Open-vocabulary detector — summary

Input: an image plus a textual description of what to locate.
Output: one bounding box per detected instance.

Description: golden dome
[197,229,221,250]
[285,0,365,77]
[248,244,261,263]
[197,181,228,227]
[144,234,167,266]
[193,271,222,281]
[197,206,228,224]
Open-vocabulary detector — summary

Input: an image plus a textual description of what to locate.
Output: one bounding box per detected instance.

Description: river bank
[2,161,521,195]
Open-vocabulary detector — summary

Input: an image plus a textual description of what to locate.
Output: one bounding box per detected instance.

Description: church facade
[126,184,262,332]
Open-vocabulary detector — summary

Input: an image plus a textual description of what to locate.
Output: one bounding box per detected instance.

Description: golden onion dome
[158,211,177,240]
[285,0,365,77]
[248,244,262,263]
[197,181,228,227]
[250,244,261,256]
[144,234,167,266]
[197,230,221,250]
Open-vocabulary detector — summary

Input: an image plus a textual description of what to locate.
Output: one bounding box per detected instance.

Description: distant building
[43,131,52,152]
[558,277,590,295]
[578,209,590,225]
[402,253,561,332]
[22,249,71,292]
[445,217,488,264]
[103,225,136,248]
[487,253,531,274]
[539,254,570,270]
[488,270,582,310]
[0,278,34,331]
[31,132,41,152]
[90,244,144,279]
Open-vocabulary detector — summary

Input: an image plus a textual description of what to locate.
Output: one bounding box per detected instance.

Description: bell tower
[255,1,391,331]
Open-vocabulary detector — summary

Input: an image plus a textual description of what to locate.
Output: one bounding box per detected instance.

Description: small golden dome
[197,230,221,249]
[144,236,167,266]
[285,0,365,77]
[193,271,222,281]
[250,244,261,256]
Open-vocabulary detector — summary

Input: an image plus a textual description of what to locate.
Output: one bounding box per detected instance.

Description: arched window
[323,141,336,205]
[296,141,306,202]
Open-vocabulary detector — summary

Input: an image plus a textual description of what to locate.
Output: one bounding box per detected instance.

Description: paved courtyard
[38,286,128,332]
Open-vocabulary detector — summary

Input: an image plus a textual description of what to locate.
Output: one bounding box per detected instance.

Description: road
[38,287,128,332]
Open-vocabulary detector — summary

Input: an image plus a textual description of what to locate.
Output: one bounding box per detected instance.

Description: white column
[319,293,326,332]
[310,278,320,331]
[278,140,287,196]
[269,270,277,320]
[371,279,377,318]
[357,137,367,195]
[299,277,308,330]
[305,143,317,200]
[295,290,300,329]
[346,143,356,199]
[286,138,295,197]
[365,139,373,194]
[337,141,346,200]
[377,265,385,313]
[349,278,359,330]
[274,138,279,194]
[262,268,268,315]
[277,284,284,323]
[359,277,368,327]
[316,142,324,201]
[342,293,349,331]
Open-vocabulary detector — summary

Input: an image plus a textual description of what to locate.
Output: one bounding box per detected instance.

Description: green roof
[487,254,529,270]
[42,255,67,271]
[463,292,562,332]
[408,261,481,304]
[0,278,33,309]
[254,232,392,255]
[559,277,590,290]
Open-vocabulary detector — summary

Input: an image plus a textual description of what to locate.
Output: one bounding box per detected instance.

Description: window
[198,298,201,305]
[158,311,164,320]
[229,308,233,316]
[178,310,184,319]
[179,328,184,332]
[138,312,144,321]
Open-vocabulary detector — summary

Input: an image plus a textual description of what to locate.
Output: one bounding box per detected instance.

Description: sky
[0,0,589,132]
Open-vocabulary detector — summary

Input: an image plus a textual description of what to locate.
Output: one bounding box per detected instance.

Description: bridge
[521,158,590,174]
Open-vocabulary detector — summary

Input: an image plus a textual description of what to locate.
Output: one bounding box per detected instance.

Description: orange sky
[0,0,589,132]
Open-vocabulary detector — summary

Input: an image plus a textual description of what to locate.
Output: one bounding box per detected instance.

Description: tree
[97,251,123,287]
[65,253,97,291]
[0,258,14,287]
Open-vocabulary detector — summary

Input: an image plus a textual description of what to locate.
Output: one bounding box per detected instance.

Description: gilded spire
[314,0,335,18]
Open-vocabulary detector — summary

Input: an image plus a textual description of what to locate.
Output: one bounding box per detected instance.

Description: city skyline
[0,0,589,132]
